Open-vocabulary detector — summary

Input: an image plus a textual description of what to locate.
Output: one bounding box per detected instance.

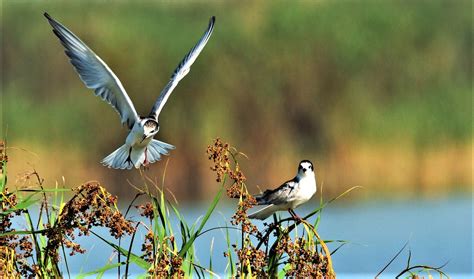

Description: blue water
[31,197,473,277]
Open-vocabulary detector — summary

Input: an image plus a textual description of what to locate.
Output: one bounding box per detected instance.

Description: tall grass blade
[179,177,225,258]
[1,193,40,215]
[0,157,7,192]
[375,240,409,278]
[77,263,123,279]
[224,225,235,276]
[125,223,141,278]
[24,210,43,268]
[90,231,150,270]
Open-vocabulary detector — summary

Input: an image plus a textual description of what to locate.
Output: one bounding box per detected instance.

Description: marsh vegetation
[0,140,450,278]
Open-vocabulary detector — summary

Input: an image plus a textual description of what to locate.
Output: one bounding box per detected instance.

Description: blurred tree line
[2,1,471,200]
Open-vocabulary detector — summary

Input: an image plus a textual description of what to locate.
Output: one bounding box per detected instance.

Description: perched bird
[44,13,215,169]
[249,160,317,220]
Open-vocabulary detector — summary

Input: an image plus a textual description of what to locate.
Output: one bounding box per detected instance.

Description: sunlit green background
[2,1,471,200]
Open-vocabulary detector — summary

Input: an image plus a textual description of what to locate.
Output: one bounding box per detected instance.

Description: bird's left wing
[45,13,139,129]
[256,180,299,205]
[148,16,215,120]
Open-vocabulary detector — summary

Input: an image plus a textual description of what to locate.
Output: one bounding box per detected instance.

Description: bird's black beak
[140,135,147,143]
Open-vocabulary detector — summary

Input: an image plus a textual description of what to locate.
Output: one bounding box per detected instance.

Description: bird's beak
[140,135,147,143]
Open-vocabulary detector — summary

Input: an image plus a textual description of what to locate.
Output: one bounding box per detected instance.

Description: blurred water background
[2,0,472,276]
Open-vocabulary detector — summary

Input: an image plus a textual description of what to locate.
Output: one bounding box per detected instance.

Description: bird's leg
[288,209,303,223]
[143,147,149,165]
[125,147,133,167]
[142,147,150,171]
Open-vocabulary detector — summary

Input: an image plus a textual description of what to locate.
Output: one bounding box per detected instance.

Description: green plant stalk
[225,225,235,276]
[178,176,226,258]
[23,210,44,274]
[0,157,6,193]
[125,222,142,278]
[91,231,150,270]
[77,263,124,279]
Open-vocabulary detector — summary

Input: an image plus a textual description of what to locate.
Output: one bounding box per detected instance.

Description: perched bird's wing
[148,16,215,120]
[255,179,299,205]
[45,13,139,129]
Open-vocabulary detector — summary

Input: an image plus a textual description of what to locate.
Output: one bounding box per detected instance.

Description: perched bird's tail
[101,140,175,170]
[248,205,276,220]
[101,144,133,170]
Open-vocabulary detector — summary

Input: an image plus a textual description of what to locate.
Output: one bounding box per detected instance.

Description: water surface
[66,197,472,277]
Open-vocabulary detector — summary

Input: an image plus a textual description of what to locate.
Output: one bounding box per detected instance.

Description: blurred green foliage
[1,1,471,198]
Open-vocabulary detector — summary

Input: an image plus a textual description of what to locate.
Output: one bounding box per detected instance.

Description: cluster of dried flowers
[206,138,258,235]
[138,202,185,277]
[276,235,330,278]
[0,147,136,278]
[142,231,184,277]
[0,141,31,277]
[44,181,135,264]
[235,240,268,277]
[0,190,25,278]
[136,201,155,220]
[208,138,271,276]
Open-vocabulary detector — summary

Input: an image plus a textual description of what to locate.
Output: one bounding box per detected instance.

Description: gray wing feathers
[149,16,216,120]
[45,13,139,129]
[255,180,298,205]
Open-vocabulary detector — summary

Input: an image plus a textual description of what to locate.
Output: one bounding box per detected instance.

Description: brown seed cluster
[235,245,268,278]
[230,195,258,235]
[0,191,19,250]
[145,234,185,278]
[276,235,329,278]
[206,138,233,183]
[136,202,155,220]
[141,230,155,263]
[0,244,18,277]
[0,143,38,278]
[0,141,7,166]
[44,181,135,262]
[207,138,259,235]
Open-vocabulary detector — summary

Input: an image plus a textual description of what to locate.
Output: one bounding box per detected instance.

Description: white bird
[249,160,317,220]
[44,13,215,169]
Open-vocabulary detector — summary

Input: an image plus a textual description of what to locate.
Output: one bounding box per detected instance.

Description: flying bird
[44,13,215,169]
[249,160,317,220]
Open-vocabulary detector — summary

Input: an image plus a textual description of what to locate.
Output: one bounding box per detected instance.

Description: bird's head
[142,119,159,137]
[297,160,314,178]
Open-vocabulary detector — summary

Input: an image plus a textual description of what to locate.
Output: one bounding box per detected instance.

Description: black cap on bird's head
[298,160,314,174]
[141,119,159,141]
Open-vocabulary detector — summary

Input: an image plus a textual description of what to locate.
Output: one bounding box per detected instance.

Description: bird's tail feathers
[254,189,272,204]
[101,144,133,170]
[248,205,276,220]
[101,140,175,170]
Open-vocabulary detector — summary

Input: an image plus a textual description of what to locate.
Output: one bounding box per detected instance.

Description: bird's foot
[124,147,133,168]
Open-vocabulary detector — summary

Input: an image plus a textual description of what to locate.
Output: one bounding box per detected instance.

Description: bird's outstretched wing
[255,179,299,205]
[148,16,215,120]
[45,13,139,129]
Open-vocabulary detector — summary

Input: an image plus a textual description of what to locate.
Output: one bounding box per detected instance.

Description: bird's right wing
[148,16,215,120]
[45,13,139,129]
